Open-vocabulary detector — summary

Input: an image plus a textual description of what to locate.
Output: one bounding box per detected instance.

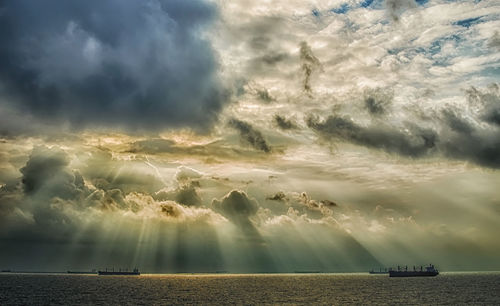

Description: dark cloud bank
[307,115,437,158]
[0,0,228,131]
[308,84,500,168]
[0,145,219,272]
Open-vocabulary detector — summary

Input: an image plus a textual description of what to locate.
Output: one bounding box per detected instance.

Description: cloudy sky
[1,0,499,272]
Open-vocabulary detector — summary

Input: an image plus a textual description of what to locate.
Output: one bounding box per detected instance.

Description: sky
[0,0,499,273]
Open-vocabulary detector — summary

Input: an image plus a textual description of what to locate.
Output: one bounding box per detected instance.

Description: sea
[0,272,499,305]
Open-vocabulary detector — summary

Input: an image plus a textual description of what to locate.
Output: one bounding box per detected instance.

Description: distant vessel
[389,264,439,277]
[1,269,11,273]
[67,269,97,274]
[98,268,140,276]
[369,268,388,274]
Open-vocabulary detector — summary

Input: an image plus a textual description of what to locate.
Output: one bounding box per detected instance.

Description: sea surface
[0,272,499,305]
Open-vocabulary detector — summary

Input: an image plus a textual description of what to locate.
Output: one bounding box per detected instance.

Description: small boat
[98,268,140,276]
[389,264,439,277]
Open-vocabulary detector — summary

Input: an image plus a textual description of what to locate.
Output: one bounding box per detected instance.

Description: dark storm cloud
[20,146,87,199]
[309,111,500,168]
[20,147,69,194]
[483,110,500,126]
[440,128,500,168]
[307,115,437,157]
[440,85,500,168]
[0,146,92,244]
[308,85,500,168]
[441,109,474,135]
[1,145,174,245]
[299,42,322,94]
[0,145,228,273]
[228,119,271,153]
[0,0,228,131]
[274,115,298,130]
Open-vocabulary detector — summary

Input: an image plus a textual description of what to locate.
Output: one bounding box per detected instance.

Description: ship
[389,264,438,277]
[369,267,388,274]
[67,269,97,274]
[98,268,140,276]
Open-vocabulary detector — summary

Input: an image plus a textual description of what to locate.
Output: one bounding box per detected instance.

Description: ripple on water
[0,272,499,305]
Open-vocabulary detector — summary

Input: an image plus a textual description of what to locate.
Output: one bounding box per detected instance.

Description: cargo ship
[98,268,140,276]
[389,264,438,277]
[369,268,388,274]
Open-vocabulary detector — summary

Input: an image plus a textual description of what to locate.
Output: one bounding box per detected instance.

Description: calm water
[0,272,499,305]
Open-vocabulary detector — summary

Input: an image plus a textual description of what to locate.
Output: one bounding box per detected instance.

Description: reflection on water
[0,272,499,305]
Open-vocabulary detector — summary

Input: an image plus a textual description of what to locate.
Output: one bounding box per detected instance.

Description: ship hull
[369,271,388,274]
[389,271,438,277]
[98,271,140,276]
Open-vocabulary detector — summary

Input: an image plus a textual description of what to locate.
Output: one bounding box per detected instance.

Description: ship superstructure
[98,268,140,276]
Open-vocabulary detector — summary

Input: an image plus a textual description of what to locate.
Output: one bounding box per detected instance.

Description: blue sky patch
[415,0,429,5]
[454,17,483,28]
[331,3,350,14]
[360,0,375,8]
